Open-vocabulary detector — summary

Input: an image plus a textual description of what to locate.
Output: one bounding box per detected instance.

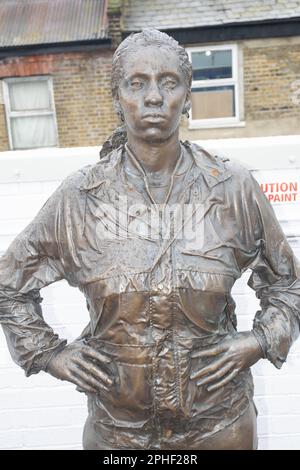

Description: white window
[2,76,58,150]
[187,44,243,128]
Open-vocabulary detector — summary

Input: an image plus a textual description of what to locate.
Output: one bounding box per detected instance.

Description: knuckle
[75,357,89,370]
[72,356,82,367]
[68,362,77,372]
[67,364,76,376]
[65,369,75,380]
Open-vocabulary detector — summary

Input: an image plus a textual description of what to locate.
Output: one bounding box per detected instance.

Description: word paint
[260,181,298,203]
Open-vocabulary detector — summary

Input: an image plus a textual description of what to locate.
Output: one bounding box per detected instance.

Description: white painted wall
[0,136,299,450]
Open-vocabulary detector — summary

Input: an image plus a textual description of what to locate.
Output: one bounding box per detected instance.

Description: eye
[161,77,178,89]
[129,79,144,90]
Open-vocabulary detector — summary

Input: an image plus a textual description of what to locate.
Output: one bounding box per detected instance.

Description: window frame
[186,43,243,129]
[2,75,59,150]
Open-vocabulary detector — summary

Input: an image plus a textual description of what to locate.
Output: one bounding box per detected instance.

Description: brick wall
[52,51,118,148]
[108,0,123,47]
[0,50,119,151]
[0,139,299,449]
[244,41,300,121]
[1,36,300,150]
[181,36,300,140]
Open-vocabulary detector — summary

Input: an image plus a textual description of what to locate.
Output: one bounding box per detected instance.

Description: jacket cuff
[251,327,268,359]
[25,339,68,376]
[252,316,288,369]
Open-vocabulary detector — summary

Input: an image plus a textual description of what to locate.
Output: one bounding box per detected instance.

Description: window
[187,44,243,128]
[2,76,58,150]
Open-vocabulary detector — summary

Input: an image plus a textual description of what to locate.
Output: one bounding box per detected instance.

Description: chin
[142,128,174,144]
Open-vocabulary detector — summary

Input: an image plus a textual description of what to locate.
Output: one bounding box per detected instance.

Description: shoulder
[188,141,265,209]
[185,140,255,190]
[78,148,122,192]
[61,165,92,191]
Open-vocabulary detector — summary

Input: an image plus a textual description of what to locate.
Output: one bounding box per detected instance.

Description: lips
[142,113,167,122]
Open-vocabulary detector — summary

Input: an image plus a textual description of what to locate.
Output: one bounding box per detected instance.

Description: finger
[196,362,234,387]
[65,370,99,394]
[69,364,110,392]
[73,379,98,394]
[190,357,229,381]
[191,344,227,359]
[82,347,112,365]
[207,369,239,392]
[72,356,114,387]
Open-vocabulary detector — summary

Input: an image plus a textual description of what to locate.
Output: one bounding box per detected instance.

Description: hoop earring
[118,109,125,122]
[183,107,190,119]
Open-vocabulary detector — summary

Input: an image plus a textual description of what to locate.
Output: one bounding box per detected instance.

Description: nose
[144,81,163,107]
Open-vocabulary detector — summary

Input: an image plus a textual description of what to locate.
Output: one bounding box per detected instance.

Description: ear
[114,98,125,122]
[183,92,191,116]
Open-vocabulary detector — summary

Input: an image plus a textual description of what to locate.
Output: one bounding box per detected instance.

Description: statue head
[111,28,192,122]
[100,29,192,157]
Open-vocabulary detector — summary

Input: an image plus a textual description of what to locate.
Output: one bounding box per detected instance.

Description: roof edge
[122,16,300,44]
[0,38,112,59]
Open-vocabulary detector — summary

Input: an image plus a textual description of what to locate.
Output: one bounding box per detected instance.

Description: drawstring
[125,143,183,206]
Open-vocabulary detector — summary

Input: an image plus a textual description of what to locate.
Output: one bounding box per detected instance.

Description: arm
[248,173,300,368]
[0,184,67,376]
[0,178,113,392]
[191,170,300,390]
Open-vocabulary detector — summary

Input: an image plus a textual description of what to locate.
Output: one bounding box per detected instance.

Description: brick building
[123,0,300,141]
[0,0,300,151]
[0,0,120,151]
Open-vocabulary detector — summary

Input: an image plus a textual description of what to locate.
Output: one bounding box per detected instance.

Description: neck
[126,131,181,175]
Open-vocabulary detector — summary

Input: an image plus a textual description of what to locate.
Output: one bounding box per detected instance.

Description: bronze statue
[0,29,300,450]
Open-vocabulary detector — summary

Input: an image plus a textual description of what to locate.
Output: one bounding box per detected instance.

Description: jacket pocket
[177,334,242,420]
[87,339,154,428]
[177,288,227,333]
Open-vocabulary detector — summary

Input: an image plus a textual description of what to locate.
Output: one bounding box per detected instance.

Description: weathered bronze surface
[0,29,300,450]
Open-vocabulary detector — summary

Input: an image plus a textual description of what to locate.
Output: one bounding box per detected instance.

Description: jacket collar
[79,140,232,192]
[184,140,231,188]
[79,146,123,192]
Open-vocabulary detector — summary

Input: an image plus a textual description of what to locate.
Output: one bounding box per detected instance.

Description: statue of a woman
[0,29,299,450]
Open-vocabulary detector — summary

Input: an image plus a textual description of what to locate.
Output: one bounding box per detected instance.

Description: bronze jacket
[0,141,300,449]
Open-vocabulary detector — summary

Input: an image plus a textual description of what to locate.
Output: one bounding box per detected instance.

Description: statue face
[117,45,190,143]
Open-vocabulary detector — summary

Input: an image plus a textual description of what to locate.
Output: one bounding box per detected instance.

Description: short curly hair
[111,28,192,101]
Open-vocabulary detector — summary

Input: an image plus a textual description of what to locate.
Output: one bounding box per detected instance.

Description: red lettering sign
[260,182,299,203]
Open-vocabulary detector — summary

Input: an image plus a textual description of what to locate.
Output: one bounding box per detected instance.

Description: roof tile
[0,0,108,48]
[123,0,300,30]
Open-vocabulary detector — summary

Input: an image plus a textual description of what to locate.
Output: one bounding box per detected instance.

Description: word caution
[260,181,298,203]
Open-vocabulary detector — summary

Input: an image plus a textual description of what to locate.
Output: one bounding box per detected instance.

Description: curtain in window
[7,79,57,149]
[8,81,51,111]
[10,116,57,150]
